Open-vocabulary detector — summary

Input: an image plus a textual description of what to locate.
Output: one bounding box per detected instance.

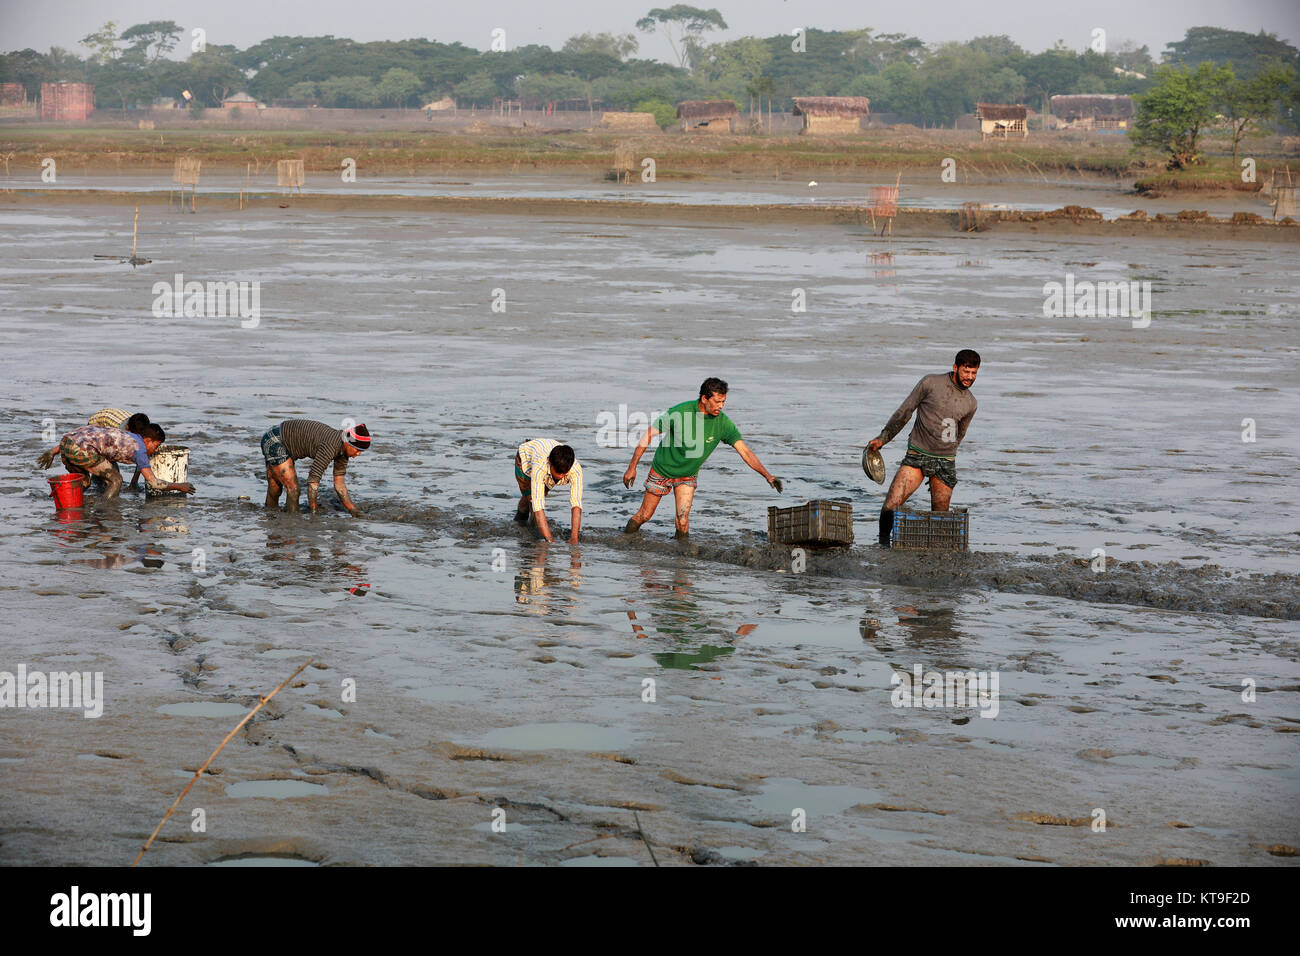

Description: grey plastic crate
[891,508,968,551]
[768,500,853,547]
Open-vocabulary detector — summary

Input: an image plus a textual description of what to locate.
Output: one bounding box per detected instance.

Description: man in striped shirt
[261,419,370,515]
[514,438,583,544]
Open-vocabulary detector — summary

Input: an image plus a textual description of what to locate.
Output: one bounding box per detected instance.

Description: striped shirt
[278,419,349,486]
[87,408,131,428]
[517,438,582,513]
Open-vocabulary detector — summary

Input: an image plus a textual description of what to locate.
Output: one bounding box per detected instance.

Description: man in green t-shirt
[622,377,782,538]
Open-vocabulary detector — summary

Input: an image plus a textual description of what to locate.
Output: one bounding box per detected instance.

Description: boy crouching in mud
[513,438,583,544]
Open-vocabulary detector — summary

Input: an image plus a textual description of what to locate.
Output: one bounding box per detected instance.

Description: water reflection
[625,565,752,670]
[861,601,965,658]
[513,541,582,615]
[72,545,165,569]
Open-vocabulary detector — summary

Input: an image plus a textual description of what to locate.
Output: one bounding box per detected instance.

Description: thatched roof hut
[791,97,871,118]
[976,102,1028,139]
[676,100,738,132]
[600,111,658,130]
[1050,94,1135,129]
[221,91,262,110]
[975,103,1026,122]
[791,96,869,135]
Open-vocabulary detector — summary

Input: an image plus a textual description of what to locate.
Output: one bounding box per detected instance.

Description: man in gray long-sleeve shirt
[261,418,371,514]
[867,349,980,547]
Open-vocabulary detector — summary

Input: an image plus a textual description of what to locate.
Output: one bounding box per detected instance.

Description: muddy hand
[623,467,636,489]
[867,438,882,453]
[770,476,783,494]
[176,482,196,494]
[37,449,57,470]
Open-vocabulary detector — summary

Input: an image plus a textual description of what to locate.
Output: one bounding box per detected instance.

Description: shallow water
[0,196,1296,866]
[7,169,1278,220]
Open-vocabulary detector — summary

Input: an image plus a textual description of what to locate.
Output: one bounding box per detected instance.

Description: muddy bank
[358,500,1300,621]
[3,188,1298,240]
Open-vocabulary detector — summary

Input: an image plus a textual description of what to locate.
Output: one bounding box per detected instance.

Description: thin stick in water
[131,657,315,866]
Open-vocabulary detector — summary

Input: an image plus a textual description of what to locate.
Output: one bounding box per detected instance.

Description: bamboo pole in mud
[131,206,139,259]
[130,657,315,866]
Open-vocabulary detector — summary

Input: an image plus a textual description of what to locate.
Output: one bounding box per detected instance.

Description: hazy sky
[4,0,1297,64]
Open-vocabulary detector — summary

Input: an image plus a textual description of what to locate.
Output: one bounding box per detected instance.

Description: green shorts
[60,436,103,474]
[900,448,958,487]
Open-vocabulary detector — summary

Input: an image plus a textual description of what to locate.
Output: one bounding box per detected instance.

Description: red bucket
[48,474,86,511]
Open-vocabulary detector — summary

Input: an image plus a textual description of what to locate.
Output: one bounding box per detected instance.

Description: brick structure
[0,83,27,108]
[41,82,95,121]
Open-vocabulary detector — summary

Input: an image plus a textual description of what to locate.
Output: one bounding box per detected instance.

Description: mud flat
[0,197,1296,866]
[4,187,1298,241]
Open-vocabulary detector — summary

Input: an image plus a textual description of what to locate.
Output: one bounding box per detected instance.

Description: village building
[41,82,95,121]
[791,97,870,135]
[1049,94,1135,130]
[675,100,738,133]
[221,92,264,111]
[599,111,658,131]
[0,83,27,108]
[976,103,1028,139]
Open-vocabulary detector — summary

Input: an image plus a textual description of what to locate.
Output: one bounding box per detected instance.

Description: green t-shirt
[649,400,742,479]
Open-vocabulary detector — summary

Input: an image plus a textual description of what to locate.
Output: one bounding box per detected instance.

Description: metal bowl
[862,446,886,485]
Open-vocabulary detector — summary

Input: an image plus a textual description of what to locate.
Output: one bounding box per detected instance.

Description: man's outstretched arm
[734,440,781,492]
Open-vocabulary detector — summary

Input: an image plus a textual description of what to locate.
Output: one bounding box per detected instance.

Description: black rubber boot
[878,507,894,548]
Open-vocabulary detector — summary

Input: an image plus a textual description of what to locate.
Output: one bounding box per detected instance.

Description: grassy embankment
[1,127,1292,189]
[0,127,1140,179]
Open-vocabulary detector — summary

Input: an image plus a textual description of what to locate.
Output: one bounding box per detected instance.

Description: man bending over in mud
[867,349,979,548]
[39,409,151,488]
[514,438,583,544]
[623,377,781,539]
[261,419,369,515]
[59,423,195,498]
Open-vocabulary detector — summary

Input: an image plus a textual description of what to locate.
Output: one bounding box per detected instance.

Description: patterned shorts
[59,436,103,474]
[900,450,958,487]
[645,468,697,497]
[261,425,290,467]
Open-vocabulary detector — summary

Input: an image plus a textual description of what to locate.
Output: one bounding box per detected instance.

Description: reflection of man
[622,377,781,538]
[513,438,582,544]
[867,349,979,547]
[59,424,195,498]
[514,541,582,612]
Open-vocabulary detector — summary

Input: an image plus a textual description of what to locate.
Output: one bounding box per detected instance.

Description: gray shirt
[279,419,348,486]
[876,372,977,458]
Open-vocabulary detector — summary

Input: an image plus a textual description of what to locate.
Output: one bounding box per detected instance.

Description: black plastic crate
[768,500,853,547]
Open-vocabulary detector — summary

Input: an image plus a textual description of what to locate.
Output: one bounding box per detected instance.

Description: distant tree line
[1,14,1295,132]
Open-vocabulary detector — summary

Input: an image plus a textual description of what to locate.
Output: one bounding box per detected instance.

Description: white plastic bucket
[147,444,189,496]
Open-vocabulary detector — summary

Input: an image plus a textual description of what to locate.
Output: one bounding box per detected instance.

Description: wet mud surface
[0,194,1296,865]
